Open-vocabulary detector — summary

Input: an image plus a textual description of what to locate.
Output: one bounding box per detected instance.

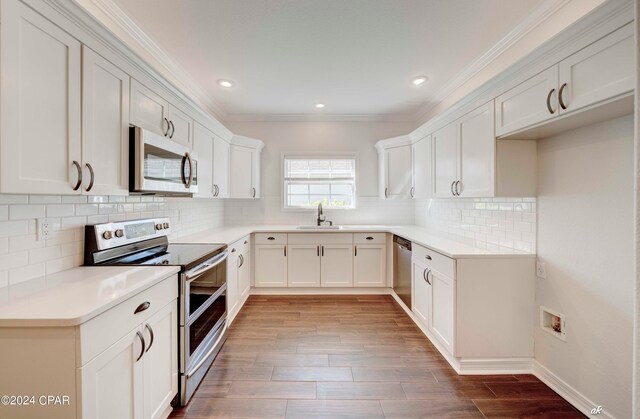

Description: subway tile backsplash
[414,197,537,253]
[0,195,225,288]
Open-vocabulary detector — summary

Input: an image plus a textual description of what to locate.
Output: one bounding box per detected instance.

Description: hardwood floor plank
[381,399,484,418]
[204,367,274,381]
[183,398,287,418]
[225,381,316,399]
[473,399,586,418]
[485,381,564,400]
[192,381,232,398]
[255,353,330,367]
[316,382,406,400]
[285,400,384,419]
[352,367,437,382]
[271,366,353,381]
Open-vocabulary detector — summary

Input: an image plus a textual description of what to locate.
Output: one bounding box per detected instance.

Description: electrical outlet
[37,218,50,241]
[536,261,547,279]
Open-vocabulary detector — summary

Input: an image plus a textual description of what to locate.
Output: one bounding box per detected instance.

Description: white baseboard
[249,287,392,295]
[533,360,615,419]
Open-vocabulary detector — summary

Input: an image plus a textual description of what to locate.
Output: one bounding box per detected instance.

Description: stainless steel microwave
[130,126,198,196]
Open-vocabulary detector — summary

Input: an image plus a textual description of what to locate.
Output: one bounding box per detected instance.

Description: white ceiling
[113,0,547,120]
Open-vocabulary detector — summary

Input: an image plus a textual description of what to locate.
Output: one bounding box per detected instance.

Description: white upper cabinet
[495,66,558,137]
[376,138,413,199]
[82,47,130,196]
[212,136,231,198]
[193,123,214,198]
[167,104,193,148]
[495,23,633,137]
[457,101,495,197]
[432,122,458,198]
[558,23,633,115]
[411,136,432,199]
[230,136,263,199]
[130,79,170,137]
[0,0,82,194]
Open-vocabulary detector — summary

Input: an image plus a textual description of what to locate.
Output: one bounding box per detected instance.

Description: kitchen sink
[296,225,343,230]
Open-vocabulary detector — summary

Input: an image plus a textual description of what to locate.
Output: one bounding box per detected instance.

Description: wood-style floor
[170,295,584,418]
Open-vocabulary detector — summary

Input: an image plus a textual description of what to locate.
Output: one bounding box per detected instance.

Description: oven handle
[185,251,229,282]
[185,320,227,379]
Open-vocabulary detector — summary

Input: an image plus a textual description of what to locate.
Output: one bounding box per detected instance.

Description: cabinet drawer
[254,233,287,245]
[77,275,178,366]
[231,235,251,252]
[354,233,386,244]
[412,243,455,278]
[288,233,353,245]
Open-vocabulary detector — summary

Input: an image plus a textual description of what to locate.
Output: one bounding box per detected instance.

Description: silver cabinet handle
[426,268,432,285]
[455,180,461,196]
[546,88,556,114]
[214,184,219,197]
[410,186,415,198]
[423,267,428,283]
[136,331,145,362]
[181,153,193,188]
[144,324,154,353]
[169,120,175,138]
[450,181,456,196]
[238,254,244,268]
[384,187,388,198]
[72,161,82,191]
[85,163,95,192]
[163,118,170,136]
[252,187,256,198]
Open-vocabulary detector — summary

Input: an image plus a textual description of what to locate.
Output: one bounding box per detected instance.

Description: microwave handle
[181,152,194,189]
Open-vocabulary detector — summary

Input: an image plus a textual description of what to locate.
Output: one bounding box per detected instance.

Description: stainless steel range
[84,217,228,405]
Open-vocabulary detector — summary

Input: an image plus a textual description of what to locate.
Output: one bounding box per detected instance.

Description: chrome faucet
[317,202,332,226]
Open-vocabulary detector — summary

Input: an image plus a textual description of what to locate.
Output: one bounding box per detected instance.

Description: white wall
[224,121,416,225]
[535,115,634,419]
[0,195,224,288]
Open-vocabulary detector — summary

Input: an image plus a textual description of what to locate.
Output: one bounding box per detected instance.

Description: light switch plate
[536,261,547,279]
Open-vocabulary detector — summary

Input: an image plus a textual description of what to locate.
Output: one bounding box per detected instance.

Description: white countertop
[0,266,180,327]
[179,225,535,259]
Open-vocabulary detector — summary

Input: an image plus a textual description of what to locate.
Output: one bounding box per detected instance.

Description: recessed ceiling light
[411,76,428,86]
[217,79,235,88]
[315,103,325,109]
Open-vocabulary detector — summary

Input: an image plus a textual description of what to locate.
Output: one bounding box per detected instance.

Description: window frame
[280,152,359,212]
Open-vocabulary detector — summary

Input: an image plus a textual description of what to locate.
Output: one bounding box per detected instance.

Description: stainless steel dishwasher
[393,235,412,308]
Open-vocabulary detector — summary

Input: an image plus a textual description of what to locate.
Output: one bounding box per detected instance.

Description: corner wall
[535,115,634,418]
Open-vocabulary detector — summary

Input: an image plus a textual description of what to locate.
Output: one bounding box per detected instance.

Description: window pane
[289,195,310,207]
[331,184,352,195]
[288,184,308,194]
[310,184,330,194]
[284,157,355,209]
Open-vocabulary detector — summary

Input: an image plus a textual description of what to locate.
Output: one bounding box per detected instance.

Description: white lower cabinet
[428,268,455,354]
[227,236,252,322]
[320,244,354,287]
[238,247,251,300]
[226,249,239,319]
[412,258,430,325]
[353,244,386,287]
[254,245,288,287]
[287,245,321,287]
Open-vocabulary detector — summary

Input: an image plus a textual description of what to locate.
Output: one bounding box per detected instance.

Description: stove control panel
[88,217,171,250]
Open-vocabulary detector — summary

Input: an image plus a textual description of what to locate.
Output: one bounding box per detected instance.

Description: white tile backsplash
[414,197,537,252]
[0,194,225,287]
[225,196,415,226]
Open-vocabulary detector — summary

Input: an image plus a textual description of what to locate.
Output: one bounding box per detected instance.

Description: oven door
[131,126,198,194]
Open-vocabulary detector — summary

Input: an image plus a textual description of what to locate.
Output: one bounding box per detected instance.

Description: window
[283,156,356,209]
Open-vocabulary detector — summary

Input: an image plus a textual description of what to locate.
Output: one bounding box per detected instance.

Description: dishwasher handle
[393,235,412,251]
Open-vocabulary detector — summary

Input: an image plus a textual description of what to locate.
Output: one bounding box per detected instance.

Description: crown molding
[223,113,416,123]
[231,135,265,151]
[86,0,229,122]
[411,0,571,122]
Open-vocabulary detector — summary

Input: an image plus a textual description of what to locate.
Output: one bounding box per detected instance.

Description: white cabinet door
[320,245,353,287]
[227,251,239,317]
[494,66,558,137]
[142,301,178,419]
[558,23,633,115]
[254,245,287,287]
[384,145,412,198]
[354,244,386,287]
[432,122,458,198]
[213,136,231,198]
[230,145,255,198]
[1,0,82,194]
[457,102,495,198]
[168,105,193,148]
[429,268,455,355]
[193,123,214,198]
[238,249,251,300]
[81,47,130,196]
[287,245,321,287]
[412,260,430,326]
[80,326,144,419]
[412,136,431,199]
[130,79,169,137]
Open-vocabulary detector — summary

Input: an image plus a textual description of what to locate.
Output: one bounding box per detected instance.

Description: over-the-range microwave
[130,126,198,196]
